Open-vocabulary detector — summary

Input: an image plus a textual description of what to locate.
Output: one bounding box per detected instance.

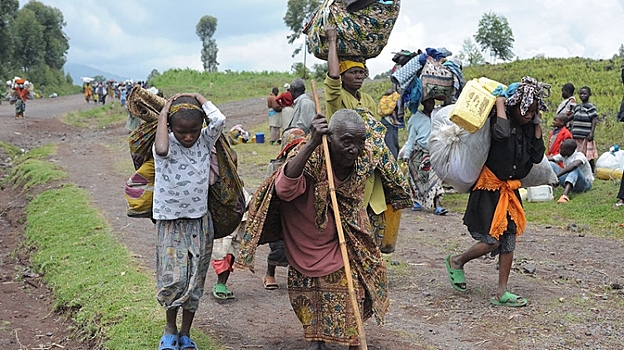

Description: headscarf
[339,60,366,75]
[169,102,201,117]
[505,76,551,116]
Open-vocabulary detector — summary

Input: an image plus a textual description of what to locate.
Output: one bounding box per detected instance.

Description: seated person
[548,139,594,203]
[546,113,573,167]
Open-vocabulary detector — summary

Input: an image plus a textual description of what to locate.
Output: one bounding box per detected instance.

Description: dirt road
[1,94,624,349]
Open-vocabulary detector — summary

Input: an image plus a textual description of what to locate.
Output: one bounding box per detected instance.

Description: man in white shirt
[548,139,594,203]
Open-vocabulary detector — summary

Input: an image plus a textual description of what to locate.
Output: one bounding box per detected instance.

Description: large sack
[595,149,624,170]
[304,0,401,61]
[429,104,491,193]
[519,155,558,188]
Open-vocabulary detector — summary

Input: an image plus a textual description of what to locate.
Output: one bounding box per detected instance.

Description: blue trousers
[550,161,592,193]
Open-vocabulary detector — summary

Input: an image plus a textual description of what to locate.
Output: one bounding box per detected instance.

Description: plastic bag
[595,150,624,170]
[429,105,491,193]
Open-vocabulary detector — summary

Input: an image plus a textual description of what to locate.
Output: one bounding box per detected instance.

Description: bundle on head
[127,85,167,122]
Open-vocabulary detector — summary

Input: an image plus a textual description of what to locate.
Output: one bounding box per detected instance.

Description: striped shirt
[570,102,597,139]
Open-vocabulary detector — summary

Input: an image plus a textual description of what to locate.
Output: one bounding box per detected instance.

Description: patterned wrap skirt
[155,212,214,312]
[288,266,370,347]
[407,147,444,210]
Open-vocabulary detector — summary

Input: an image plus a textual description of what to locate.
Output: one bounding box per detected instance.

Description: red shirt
[276,91,293,107]
[275,167,344,277]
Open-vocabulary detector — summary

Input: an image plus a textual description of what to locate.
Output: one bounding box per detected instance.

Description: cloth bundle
[429,105,491,193]
[123,94,245,238]
[127,85,166,122]
[419,57,454,101]
[209,135,247,239]
[304,0,401,60]
[124,158,155,218]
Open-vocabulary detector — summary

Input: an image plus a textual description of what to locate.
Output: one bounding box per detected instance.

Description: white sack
[429,104,491,193]
[520,155,558,188]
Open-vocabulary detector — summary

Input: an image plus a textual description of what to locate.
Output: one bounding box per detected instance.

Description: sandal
[263,276,279,290]
[411,202,422,211]
[434,207,449,215]
[557,195,569,204]
[615,201,624,208]
[213,283,233,300]
[445,254,466,292]
[490,291,528,307]
[158,333,179,350]
[179,335,198,350]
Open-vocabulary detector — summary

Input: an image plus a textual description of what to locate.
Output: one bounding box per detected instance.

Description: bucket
[380,204,402,254]
[526,185,553,202]
[449,78,505,133]
[255,132,265,144]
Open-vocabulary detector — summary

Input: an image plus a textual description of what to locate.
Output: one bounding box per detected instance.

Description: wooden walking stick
[310,80,368,350]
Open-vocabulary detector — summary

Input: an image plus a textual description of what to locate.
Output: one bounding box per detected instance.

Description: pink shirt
[275,167,344,277]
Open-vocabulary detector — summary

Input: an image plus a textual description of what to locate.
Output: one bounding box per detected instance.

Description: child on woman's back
[153,93,226,350]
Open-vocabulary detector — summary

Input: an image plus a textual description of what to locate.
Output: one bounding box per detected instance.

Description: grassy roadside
[1,143,219,349]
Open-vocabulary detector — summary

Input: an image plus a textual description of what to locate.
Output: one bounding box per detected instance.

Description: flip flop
[434,207,449,215]
[158,333,179,350]
[263,276,279,290]
[490,291,528,307]
[445,254,466,292]
[557,195,569,204]
[213,283,230,300]
[179,335,199,350]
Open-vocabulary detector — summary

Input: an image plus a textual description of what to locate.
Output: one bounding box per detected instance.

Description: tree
[0,0,19,77]
[284,0,321,57]
[474,11,514,62]
[291,62,308,78]
[23,1,69,70]
[618,44,624,59]
[146,69,161,84]
[457,38,485,66]
[196,15,219,72]
[12,8,45,73]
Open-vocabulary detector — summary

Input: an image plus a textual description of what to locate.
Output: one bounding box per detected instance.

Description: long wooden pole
[310,80,368,350]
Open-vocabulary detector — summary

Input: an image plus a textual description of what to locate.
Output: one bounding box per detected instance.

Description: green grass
[150,68,299,105]
[0,140,219,349]
[4,144,65,189]
[0,141,23,159]
[62,103,128,129]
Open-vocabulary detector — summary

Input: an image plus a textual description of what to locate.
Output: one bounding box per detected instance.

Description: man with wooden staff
[237,110,411,349]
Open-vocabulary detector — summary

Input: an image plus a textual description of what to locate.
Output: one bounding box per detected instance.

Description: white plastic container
[526,185,553,202]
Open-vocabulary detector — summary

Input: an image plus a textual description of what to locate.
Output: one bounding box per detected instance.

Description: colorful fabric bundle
[304,0,401,61]
[124,158,155,218]
[128,120,157,170]
[420,57,454,101]
[209,135,246,239]
[127,85,166,122]
[378,91,400,117]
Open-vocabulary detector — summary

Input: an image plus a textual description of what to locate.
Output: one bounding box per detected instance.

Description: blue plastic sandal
[434,207,448,215]
[411,202,422,211]
[159,334,179,350]
[179,335,199,350]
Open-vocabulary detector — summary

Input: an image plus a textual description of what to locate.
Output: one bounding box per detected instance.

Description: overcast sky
[18,0,624,81]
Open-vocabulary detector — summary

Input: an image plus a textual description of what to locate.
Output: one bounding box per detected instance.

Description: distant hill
[64,63,129,85]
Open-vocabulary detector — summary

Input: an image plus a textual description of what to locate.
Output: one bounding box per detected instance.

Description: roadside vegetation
[4,56,623,348]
